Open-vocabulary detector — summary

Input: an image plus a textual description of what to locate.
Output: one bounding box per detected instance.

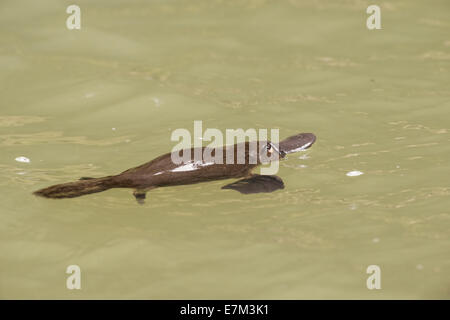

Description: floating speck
[349,203,358,210]
[17,171,26,175]
[372,237,380,243]
[15,156,30,163]
[346,170,364,177]
[152,97,161,107]
[298,154,310,160]
[416,264,424,270]
[112,128,116,131]
[84,93,95,98]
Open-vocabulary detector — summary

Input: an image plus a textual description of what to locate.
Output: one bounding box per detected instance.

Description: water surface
[0,0,449,299]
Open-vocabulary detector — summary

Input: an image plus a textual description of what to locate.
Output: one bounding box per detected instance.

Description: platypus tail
[33,176,115,199]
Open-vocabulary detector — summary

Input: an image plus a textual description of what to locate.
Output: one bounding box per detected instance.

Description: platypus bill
[33,133,316,203]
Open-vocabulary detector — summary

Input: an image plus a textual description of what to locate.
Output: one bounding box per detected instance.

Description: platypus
[33,133,316,203]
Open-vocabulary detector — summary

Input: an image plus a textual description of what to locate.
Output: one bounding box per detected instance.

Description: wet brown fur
[33,142,265,199]
[33,133,316,200]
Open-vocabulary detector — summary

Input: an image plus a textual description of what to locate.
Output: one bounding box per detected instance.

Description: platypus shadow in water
[33,133,316,204]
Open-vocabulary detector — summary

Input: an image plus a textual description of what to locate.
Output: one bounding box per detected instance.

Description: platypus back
[33,176,114,199]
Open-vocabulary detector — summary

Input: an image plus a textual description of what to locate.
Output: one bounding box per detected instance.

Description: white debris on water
[416,264,424,270]
[372,237,380,243]
[152,97,161,107]
[15,156,30,163]
[346,170,364,177]
[298,154,310,160]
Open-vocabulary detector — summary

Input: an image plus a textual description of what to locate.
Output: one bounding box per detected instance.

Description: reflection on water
[0,131,132,146]
[0,116,46,127]
[0,0,449,299]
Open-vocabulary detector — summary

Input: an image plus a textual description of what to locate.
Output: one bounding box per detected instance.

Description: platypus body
[33,133,316,203]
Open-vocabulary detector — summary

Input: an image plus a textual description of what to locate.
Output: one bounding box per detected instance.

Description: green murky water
[1,0,449,299]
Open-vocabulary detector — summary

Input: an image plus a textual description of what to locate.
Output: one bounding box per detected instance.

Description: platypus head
[257,133,315,164]
[276,133,316,156]
[257,141,284,164]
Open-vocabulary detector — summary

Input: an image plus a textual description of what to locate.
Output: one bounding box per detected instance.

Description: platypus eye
[266,143,272,152]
